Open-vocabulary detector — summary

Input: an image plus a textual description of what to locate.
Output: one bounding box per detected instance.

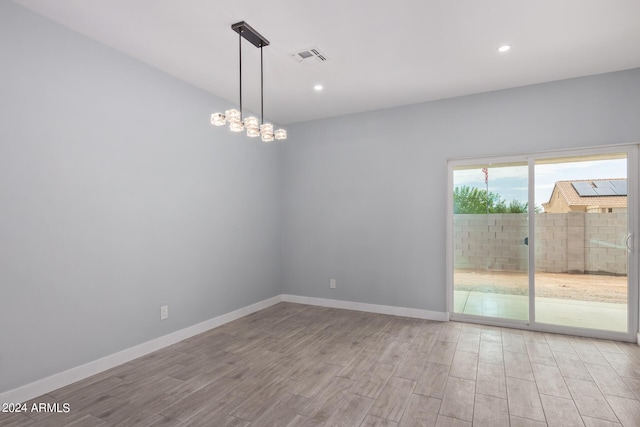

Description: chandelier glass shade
[211,22,286,142]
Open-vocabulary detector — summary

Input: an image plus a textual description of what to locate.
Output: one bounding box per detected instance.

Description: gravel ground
[454,269,627,304]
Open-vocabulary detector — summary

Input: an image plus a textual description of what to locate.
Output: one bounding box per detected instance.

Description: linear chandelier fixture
[211,21,286,142]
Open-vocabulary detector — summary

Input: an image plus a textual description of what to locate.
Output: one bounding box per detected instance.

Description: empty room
[2,0,640,426]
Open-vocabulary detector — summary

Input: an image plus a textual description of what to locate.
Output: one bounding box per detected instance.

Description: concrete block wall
[454,213,627,275]
[454,214,528,272]
[535,214,569,273]
[584,212,628,275]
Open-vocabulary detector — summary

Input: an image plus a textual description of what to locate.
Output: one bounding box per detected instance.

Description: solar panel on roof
[593,180,611,188]
[593,187,617,196]
[611,180,627,195]
[572,180,626,197]
[572,182,597,196]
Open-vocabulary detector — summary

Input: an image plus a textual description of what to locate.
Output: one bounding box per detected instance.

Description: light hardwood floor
[3,302,640,426]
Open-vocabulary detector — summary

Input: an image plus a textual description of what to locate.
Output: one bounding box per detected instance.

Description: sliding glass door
[448,146,638,340]
[534,153,632,334]
[452,161,529,322]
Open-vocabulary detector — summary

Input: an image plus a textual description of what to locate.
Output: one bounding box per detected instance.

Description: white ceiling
[14,0,640,124]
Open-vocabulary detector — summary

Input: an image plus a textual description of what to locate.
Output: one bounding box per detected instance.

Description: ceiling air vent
[291,46,328,65]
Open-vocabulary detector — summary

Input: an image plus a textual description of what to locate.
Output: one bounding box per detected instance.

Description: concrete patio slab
[454,290,627,332]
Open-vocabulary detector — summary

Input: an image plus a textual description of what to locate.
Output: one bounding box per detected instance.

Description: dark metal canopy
[231,21,269,48]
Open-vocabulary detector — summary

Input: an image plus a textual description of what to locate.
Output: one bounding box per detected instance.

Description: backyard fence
[453,212,628,275]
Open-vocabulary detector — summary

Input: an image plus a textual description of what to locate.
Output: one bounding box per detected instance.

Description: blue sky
[453,158,627,209]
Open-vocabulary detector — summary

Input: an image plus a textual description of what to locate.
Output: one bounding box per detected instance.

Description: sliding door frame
[446,143,639,342]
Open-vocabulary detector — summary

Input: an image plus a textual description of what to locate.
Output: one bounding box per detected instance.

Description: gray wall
[0,2,281,393]
[281,68,640,312]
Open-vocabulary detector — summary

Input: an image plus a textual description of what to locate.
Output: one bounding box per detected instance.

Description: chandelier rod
[238,29,242,121]
[260,45,264,125]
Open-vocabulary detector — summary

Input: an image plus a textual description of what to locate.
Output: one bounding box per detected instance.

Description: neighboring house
[542,178,627,213]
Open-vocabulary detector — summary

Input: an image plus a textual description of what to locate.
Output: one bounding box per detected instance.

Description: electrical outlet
[160,305,169,320]
[330,279,336,289]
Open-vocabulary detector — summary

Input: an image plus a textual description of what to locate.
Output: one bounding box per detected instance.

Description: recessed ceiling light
[314,84,323,91]
[498,45,511,53]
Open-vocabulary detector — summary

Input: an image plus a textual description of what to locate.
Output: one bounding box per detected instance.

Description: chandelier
[211,21,286,142]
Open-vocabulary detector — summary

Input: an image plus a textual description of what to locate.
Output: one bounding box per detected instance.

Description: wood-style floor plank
[479,341,503,366]
[584,363,636,399]
[475,362,506,399]
[398,394,440,426]
[553,350,593,381]
[321,392,373,426]
[539,394,583,427]
[565,377,619,422]
[349,362,395,399]
[455,333,480,354]
[605,395,640,427]
[414,362,450,399]
[438,377,475,421]
[504,350,535,381]
[531,363,571,399]
[367,377,415,422]
[472,394,509,427]
[393,350,428,381]
[449,351,478,381]
[505,377,546,422]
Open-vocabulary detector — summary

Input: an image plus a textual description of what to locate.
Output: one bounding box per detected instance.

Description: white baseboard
[281,294,449,322]
[0,295,283,405]
[1,293,448,404]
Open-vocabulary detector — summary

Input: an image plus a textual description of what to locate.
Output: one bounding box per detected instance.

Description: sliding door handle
[625,233,633,252]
